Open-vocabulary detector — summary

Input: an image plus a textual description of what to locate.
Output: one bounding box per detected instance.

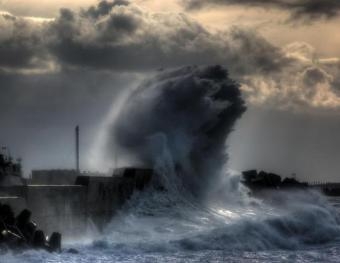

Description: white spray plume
[105,65,246,198]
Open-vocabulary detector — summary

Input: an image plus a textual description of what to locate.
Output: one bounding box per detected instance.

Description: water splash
[106,65,246,198]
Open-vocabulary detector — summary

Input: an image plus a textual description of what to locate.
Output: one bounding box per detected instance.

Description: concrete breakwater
[0,202,62,252]
[242,170,308,194]
[0,168,153,239]
[242,170,340,196]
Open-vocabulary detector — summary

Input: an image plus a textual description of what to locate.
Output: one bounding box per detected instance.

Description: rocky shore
[0,202,61,252]
[242,170,308,191]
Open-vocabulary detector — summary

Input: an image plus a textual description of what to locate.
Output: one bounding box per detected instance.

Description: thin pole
[76,125,80,173]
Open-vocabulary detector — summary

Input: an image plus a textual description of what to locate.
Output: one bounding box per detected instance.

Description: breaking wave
[93,65,340,253]
[107,65,246,199]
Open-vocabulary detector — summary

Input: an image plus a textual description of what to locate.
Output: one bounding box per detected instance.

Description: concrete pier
[0,168,153,238]
[26,185,87,237]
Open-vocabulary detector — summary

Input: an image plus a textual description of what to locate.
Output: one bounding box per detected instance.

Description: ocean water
[2,185,340,263]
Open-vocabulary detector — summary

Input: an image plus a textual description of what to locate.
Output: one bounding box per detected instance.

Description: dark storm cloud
[239,41,340,111]
[0,0,293,74]
[48,4,225,71]
[302,67,331,87]
[0,0,340,111]
[0,12,49,72]
[82,0,129,19]
[184,0,340,21]
[102,12,139,33]
[47,3,293,74]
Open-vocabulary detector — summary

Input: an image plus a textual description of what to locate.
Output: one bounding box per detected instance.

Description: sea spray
[98,65,340,254]
[107,65,246,198]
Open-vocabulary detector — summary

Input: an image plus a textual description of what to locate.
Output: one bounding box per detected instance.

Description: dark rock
[16,209,31,226]
[24,221,37,243]
[32,230,46,249]
[0,204,15,226]
[242,169,307,191]
[242,170,257,184]
[0,204,60,252]
[48,232,62,253]
[1,229,23,247]
[257,171,281,188]
[267,173,282,187]
[15,209,33,241]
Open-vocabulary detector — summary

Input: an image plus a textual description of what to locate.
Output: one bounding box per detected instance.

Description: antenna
[75,125,80,173]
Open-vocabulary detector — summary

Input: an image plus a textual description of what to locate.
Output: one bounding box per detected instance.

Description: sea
[2,179,340,263]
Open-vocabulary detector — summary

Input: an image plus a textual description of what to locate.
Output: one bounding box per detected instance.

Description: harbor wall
[0,168,153,238]
[26,185,87,237]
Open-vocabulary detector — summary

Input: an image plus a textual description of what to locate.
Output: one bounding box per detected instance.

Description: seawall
[0,168,153,238]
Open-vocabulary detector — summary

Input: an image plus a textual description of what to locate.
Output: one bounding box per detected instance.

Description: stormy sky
[0,0,340,182]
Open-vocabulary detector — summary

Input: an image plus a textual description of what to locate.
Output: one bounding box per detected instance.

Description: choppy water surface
[2,189,340,263]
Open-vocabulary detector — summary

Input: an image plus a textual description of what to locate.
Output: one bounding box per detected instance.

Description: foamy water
[2,187,340,263]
